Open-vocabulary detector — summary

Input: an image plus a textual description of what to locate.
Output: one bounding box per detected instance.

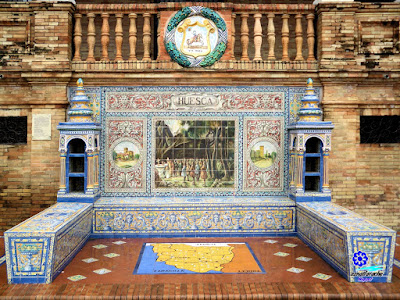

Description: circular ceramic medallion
[249,139,280,170]
[165,6,228,68]
[110,140,142,170]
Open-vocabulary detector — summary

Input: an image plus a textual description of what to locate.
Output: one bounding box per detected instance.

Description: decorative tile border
[92,197,295,236]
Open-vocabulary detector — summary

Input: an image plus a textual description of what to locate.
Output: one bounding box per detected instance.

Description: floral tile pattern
[82,258,99,263]
[312,273,332,280]
[67,275,86,282]
[287,267,304,273]
[93,268,112,275]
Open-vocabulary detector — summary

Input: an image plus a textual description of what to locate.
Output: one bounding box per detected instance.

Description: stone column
[231,13,236,60]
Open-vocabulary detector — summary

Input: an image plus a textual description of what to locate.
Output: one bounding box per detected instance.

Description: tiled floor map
[134,242,265,274]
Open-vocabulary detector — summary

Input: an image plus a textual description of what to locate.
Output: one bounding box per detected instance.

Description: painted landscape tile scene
[154,119,236,190]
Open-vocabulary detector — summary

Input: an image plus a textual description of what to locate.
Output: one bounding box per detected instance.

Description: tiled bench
[297,202,396,283]
[5,203,92,283]
[92,196,296,237]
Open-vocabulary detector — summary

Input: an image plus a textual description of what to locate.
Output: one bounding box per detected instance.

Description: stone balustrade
[72,3,317,71]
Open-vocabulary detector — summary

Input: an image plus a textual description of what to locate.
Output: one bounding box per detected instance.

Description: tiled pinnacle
[297,78,323,122]
[68,78,94,123]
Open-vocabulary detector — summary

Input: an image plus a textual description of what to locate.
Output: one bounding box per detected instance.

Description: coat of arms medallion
[165,6,228,68]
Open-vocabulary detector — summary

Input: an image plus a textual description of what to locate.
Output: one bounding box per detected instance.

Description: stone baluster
[295,14,304,61]
[86,13,96,62]
[129,13,137,61]
[143,13,152,62]
[115,14,124,61]
[267,13,275,60]
[101,13,110,61]
[240,13,249,61]
[253,13,263,61]
[231,13,236,60]
[73,14,82,61]
[281,14,290,61]
[306,14,316,61]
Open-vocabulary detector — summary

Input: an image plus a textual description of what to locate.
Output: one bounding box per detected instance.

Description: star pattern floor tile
[283,243,297,248]
[264,239,278,244]
[104,253,120,258]
[82,258,99,263]
[93,268,112,275]
[296,256,312,262]
[113,241,127,245]
[274,252,290,257]
[287,267,304,273]
[312,273,332,280]
[92,244,108,249]
[67,275,86,282]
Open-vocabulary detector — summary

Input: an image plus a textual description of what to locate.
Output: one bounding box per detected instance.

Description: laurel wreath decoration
[164,6,228,68]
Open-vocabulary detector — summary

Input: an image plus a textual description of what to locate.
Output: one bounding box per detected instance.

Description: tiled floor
[0,235,400,299]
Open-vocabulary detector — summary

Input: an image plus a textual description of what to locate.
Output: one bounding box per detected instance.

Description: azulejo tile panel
[5,203,92,284]
[92,197,295,236]
[243,117,284,192]
[297,202,396,283]
[151,117,239,193]
[93,85,318,197]
[105,117,147,193]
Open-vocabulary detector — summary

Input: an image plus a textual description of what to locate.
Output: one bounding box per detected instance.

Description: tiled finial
[297,78,323,123]
[76,78,85,96]
[67,78,94,123]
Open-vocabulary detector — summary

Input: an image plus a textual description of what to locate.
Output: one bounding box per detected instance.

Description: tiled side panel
[53,210,92,277]
[93,205,295,236]
[5,236,54,284]
[297,207,347,275]
[348,234,396,283]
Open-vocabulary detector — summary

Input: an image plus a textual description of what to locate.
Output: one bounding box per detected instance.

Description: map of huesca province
[145,243,264,274]
[153,243,234,273]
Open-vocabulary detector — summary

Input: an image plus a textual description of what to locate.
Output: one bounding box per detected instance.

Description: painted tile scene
[153,119,236,191]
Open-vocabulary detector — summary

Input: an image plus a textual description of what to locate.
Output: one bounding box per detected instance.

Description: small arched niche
[304,137,323,192]
[67,138,86,193]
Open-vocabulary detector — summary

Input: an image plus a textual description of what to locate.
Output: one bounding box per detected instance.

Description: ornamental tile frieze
[105,91,284,113]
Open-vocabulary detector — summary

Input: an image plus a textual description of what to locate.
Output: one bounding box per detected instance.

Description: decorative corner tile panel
[243,117,284,192]
[105,117,147,193]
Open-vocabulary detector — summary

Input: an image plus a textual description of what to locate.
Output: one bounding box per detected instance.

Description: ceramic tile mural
[94,86,312,197]
[243,117,284,192]
[105,117,147,193]
[152,117,238,192]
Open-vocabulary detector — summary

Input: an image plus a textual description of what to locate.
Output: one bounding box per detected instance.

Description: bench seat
[5,202,92,283]
[297,202,396,283]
